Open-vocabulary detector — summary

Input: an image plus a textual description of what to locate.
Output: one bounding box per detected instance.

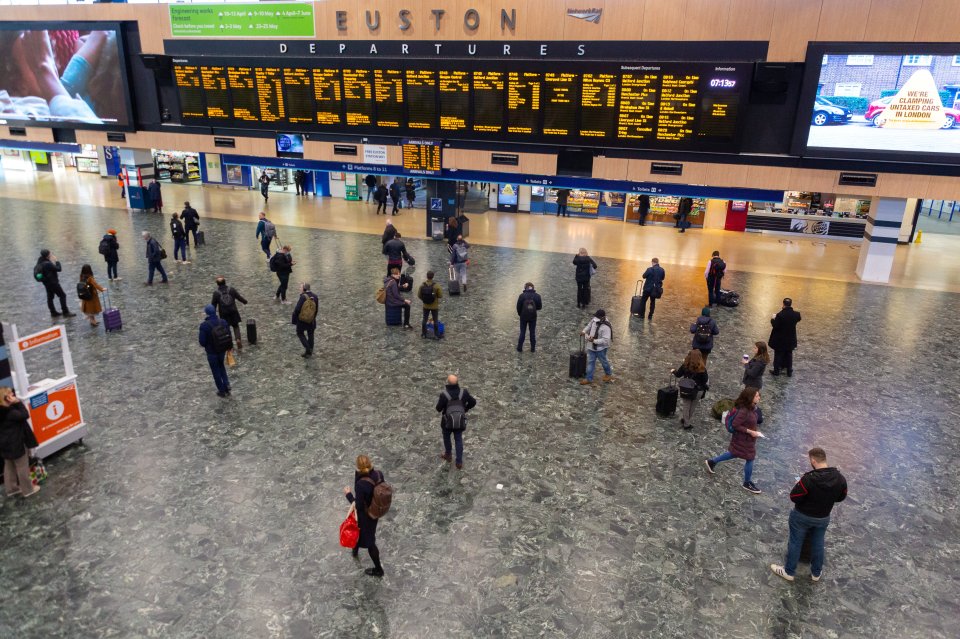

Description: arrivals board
[401,139,442,175]
[172,58,750,151]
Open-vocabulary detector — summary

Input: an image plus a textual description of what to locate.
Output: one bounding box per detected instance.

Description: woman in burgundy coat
[704,387,765,494]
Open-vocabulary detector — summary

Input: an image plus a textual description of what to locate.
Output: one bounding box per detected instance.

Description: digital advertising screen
[276,132,304,157]
[798,45,960,160]
[172,57,751,152]
[0,23,132,129]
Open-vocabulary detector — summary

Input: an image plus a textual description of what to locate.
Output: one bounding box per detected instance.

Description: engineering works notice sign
[169,3,315,38]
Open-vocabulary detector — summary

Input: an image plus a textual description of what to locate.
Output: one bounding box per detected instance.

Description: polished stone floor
[0,195,958,638]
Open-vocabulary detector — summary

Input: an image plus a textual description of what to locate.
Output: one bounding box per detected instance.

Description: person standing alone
[771,447,847,583]
[0,388,40,498]
[580,309,613,385]
[148,179,162,214]
[572,248,597,309]
[769,298,802,377]
[436,374,477,469]
[35,249,75,318]
[98,230,121,282]
[705,251,726,307]
[417,271,444,339]
[292,282,319,357]
[77,264,106,327]
[141,232,168,285]
[639,257,665,320]
[516,282,542,353]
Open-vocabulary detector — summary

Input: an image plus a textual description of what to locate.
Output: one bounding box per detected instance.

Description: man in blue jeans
[771,447,847,582]
[198,304,231,397]
[580,309,613,385]
[435,374,477,470]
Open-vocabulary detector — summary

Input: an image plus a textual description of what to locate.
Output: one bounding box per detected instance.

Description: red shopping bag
[339,504,359,548]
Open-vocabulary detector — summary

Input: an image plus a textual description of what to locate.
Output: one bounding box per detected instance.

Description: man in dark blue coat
[198,304,230,397]
[291,282,319,357]
[516,283,543,353]
[769,298,802,376]
[639,257,666,320]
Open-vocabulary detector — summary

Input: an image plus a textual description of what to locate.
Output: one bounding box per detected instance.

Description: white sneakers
[770,564,794,581]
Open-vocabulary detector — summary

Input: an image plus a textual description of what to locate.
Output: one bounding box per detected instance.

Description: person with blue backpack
[705,387,765,494]
[449,234,470,292]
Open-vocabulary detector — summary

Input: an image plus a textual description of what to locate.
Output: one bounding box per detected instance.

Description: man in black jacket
[211,277,248,349]
[705,250,726,307]
[365,174,378,202]
[771,447,847,582]
[375,184,389,215]
[639,257,665,320]
[556,189,570,217]
[35,249,75,318]
[436,374,477,470]
[382,235,413,276]
[291,282,319,357]
[769,298,802,376]
[270,245,295,303]
[142,232,168,285]
[170,213,190,265]
[516,283,543,353]
[180,201,201,247]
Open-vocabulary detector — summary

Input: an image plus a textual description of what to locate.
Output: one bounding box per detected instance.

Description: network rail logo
[566,7,603,23]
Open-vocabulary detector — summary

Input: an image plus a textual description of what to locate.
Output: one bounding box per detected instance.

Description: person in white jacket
[580,309,613,385]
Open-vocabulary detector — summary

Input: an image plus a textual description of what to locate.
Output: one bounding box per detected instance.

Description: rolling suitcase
[630,280,644,316]
[196,231,206,246]
[656,376,679,416]
[448,266,460,295]
[246,319,257,345]
[102,291,122,332]
[569,335,587,378]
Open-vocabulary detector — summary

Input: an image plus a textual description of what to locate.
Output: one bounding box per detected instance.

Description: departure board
[439,70,470,132]
[402,138,442,175]
[173,58,750,152]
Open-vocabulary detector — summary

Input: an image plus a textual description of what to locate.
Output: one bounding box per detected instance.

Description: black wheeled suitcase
[196,231,206,246]
[630,280,644,316]
[656,376,679,416]
[448,265,460,295]
[569,335,587,378]
[246,319,258,345]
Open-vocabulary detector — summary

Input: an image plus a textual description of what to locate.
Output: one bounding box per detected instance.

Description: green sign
[345,174,361,201]
[169,3,315,38]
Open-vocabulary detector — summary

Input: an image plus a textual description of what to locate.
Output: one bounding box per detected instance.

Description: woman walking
[78,264,107,327]
[572,248,598,309]
[742,341,770,388]
[343,455,386,577]
[0,388,40,498]
[672,349,709,429]
[705,387,765,494]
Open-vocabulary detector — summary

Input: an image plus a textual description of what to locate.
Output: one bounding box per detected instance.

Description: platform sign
[26,381,82,445]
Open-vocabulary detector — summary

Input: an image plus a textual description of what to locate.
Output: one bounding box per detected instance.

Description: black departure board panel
[402,138,442,175]
[173,58,750,151]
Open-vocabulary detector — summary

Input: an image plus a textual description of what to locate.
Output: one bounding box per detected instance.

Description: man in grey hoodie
[580,309,613,385]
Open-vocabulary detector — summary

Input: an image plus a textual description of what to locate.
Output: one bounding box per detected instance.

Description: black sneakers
[742,481,762,494]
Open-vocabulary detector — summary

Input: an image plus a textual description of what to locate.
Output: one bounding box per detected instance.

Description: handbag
[225,350,236,367]
[339,503,360,548]
[29,457,47,485]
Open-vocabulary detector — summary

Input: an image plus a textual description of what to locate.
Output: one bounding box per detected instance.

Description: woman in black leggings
[344,454,386,577]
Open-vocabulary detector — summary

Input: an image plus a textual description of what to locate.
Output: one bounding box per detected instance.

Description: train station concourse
[1,1,958,637]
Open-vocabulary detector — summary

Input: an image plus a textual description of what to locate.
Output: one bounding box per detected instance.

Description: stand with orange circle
[2,322,88,458]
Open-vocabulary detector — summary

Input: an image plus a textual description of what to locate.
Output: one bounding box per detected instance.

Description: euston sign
[334,8,518,33]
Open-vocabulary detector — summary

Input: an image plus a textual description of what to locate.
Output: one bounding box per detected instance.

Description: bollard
[915,229,923,244]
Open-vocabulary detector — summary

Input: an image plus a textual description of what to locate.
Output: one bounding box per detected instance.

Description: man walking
[690,307,719,361]
[375,183,389,215]
[389,179,401,215]
[365,174,378,202]
[170,213,190,265]
[256,212,277,260]
[258,171,271,201]
[769,298,802,377]
[198,304,231,397]
[580,309,613,385]
[99,229,121,282]
[705,250,726,307]
[211,277,248,350]
[269,244,294,303]
[436,374,477,470]
[556,188,570,217]
[639,257,665,320]
[449,234,470,292]
[35,249,75,318]
[677,197,693,232]
[516,282,542,353]
[771,447,847,583]
[180,201,200,247]
[417,270,443,339]
[292,282,319,357]
[382,233,414,277]
[141,232,168,285]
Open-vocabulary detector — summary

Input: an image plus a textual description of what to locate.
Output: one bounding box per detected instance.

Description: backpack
[298,295,317,322]
[520,295,537,320]
[98,238,111,255]
[263,219,276,239]
[709,258,726,279]
[694,319,713,345]
[454,243,468,262]
[419,282,436,305]
[361,475,393,519]
[209,320,233,353]
[33,263,45,283]
[269,252,281,272]
[219,289,236,312]
[442,390,468,431]
[76,280,93,300]
[723,408,739,433]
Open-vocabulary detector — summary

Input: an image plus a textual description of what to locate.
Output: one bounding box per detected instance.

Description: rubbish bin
[431,219,445,240]
[458,215,470,238]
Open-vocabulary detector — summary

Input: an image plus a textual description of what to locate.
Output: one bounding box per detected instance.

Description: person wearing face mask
[704,386,765,494]
[0,388,40,498]
[770,447,847,583]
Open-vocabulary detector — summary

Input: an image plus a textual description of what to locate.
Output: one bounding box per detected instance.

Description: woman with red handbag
[343,455,386,577]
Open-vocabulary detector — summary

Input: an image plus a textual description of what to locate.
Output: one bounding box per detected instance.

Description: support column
[119,148,155,211]
[856,197,908,283]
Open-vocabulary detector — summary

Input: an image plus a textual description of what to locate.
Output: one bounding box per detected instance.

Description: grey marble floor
[0,195,958,639]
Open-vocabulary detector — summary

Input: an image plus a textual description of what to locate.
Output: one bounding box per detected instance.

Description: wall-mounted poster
[225,164,244,185]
